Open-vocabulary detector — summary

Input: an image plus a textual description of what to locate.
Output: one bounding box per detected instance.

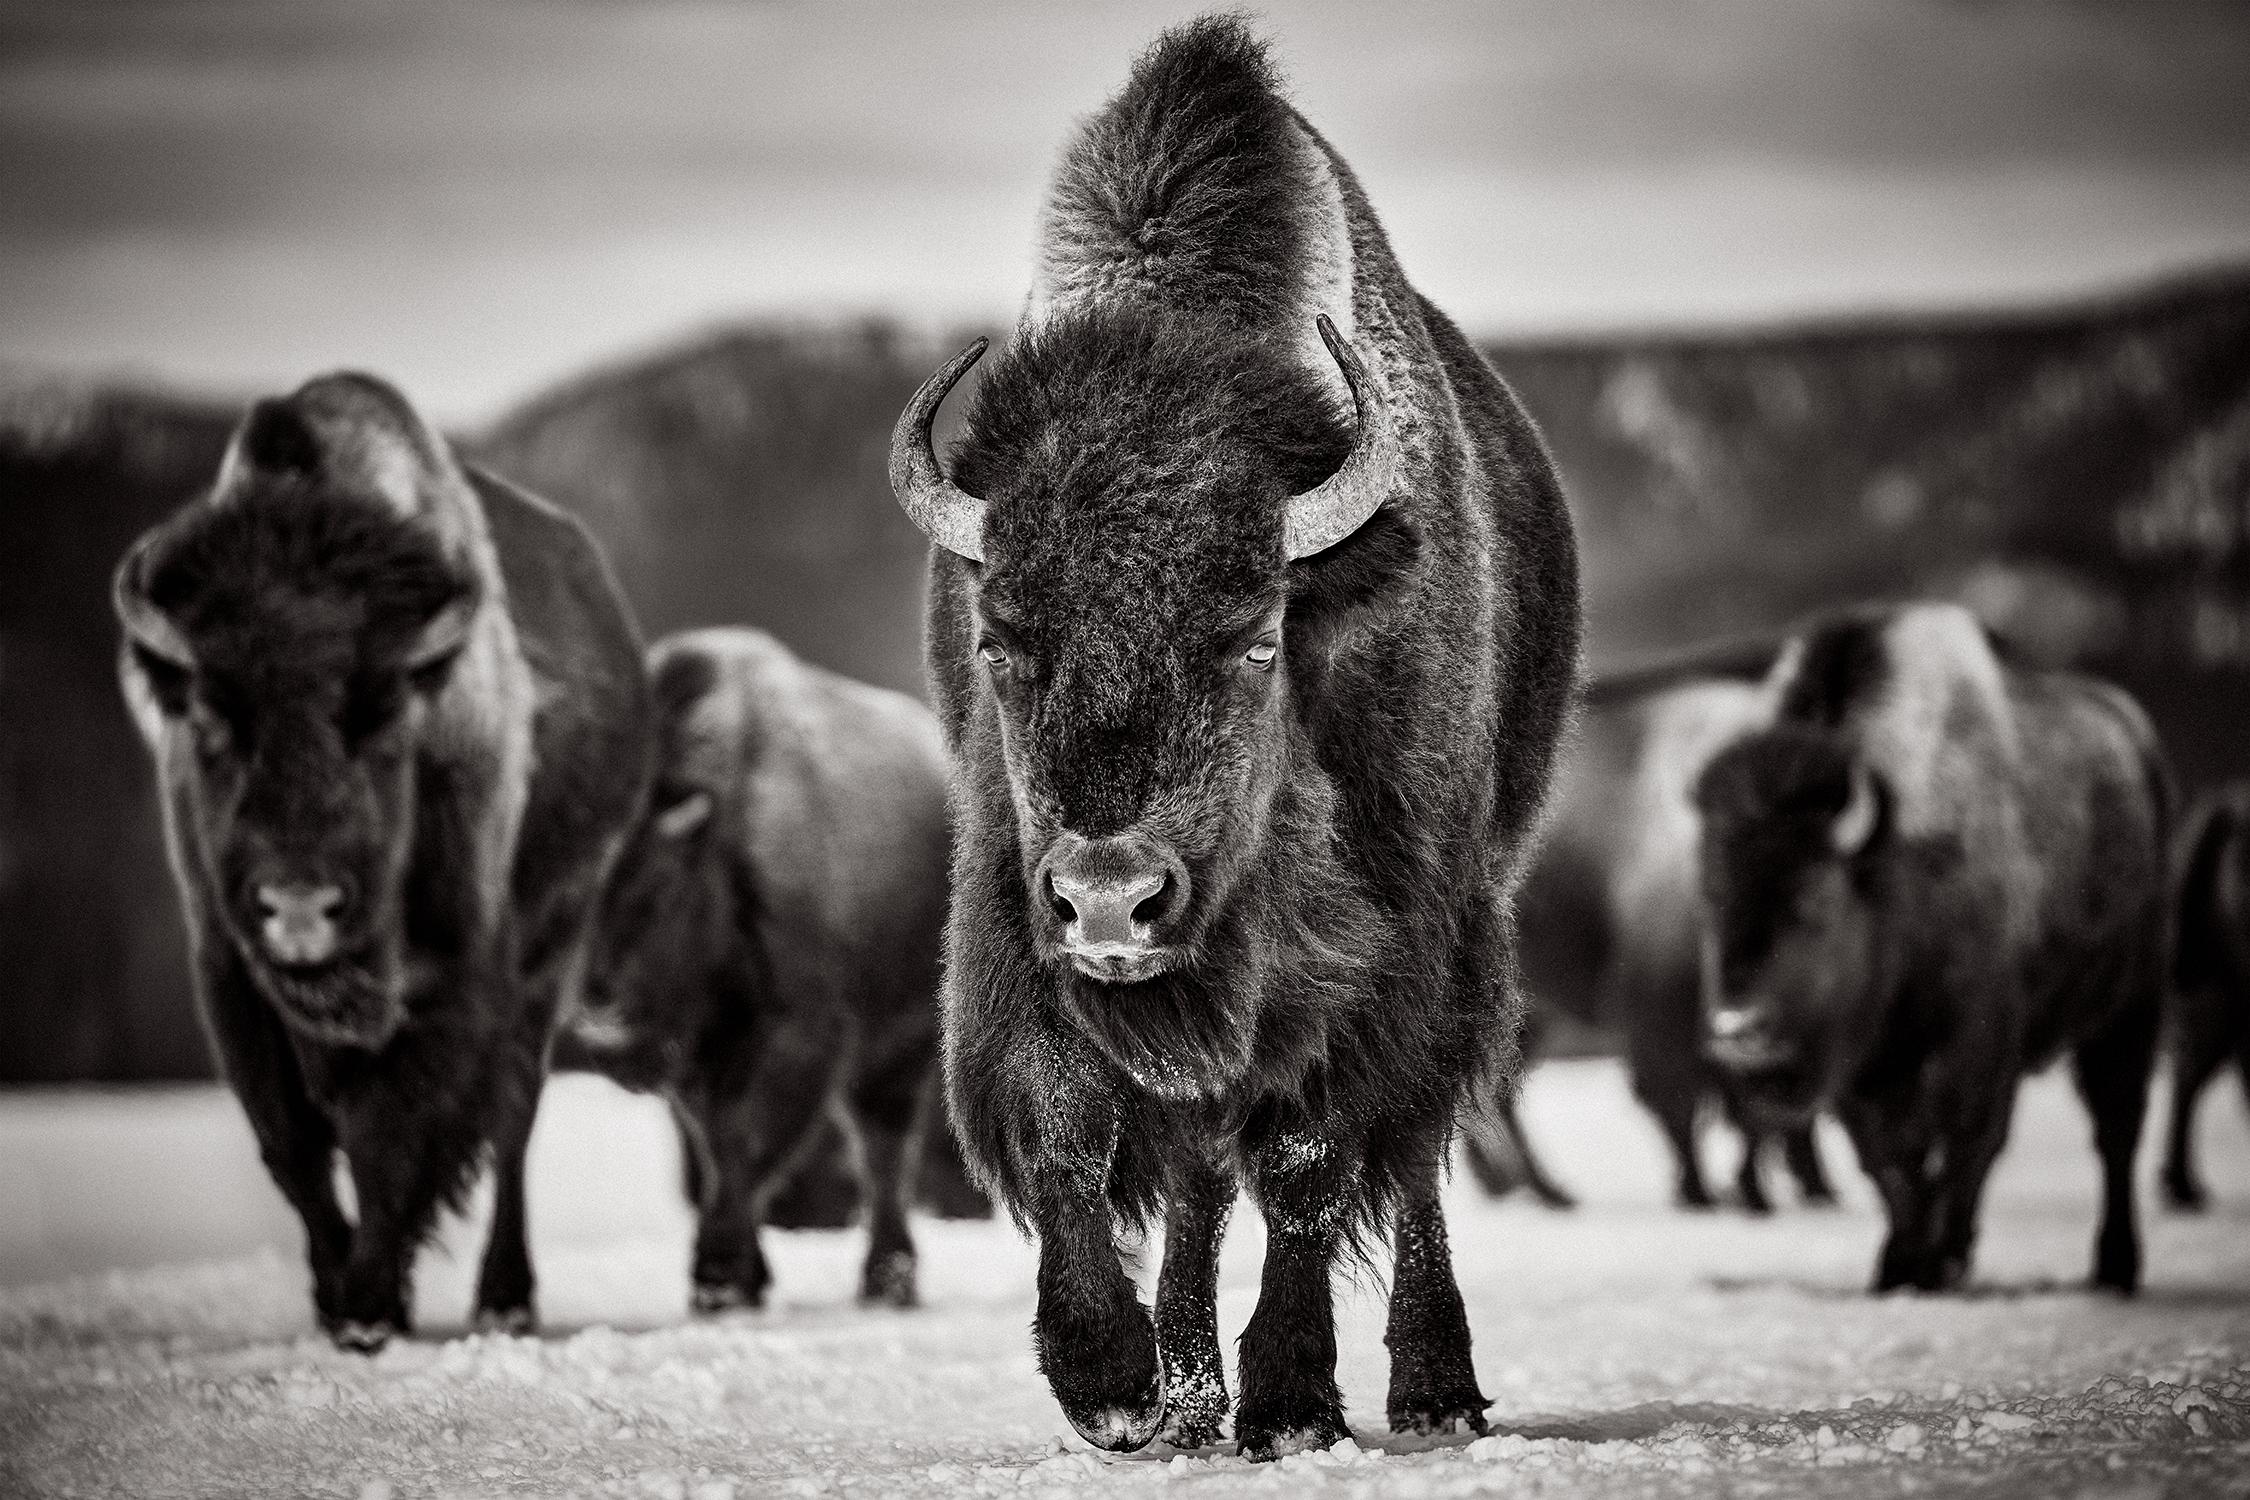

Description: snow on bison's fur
[1692,602,2169,1295]
[885,16,1579,1459]
[112,373,651,1350]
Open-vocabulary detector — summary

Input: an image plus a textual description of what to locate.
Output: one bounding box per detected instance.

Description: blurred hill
[5,267,2246,1081]
[0,383,237,1081]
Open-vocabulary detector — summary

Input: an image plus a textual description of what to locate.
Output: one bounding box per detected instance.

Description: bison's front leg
[1153,1156,1234,1449]
[1236,1129,1353,1460]
[200,952,353,1329]
[1031,1177,1164,1451]
[470,1033,547,1333]
[1384,1149,1490,1437]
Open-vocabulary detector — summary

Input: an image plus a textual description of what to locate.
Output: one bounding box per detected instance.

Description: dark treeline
[4,268,2245,1081]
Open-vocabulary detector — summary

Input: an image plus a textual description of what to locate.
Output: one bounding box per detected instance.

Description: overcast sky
[4,0,2248,422]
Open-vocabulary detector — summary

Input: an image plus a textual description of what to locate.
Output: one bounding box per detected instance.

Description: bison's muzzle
[254,879,351,967]
[1037,831,1190,983]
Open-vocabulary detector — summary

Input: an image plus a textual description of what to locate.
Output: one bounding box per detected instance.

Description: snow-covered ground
[3,1058,2247,1498]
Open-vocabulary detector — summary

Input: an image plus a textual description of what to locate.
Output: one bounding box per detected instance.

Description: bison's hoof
[331,1319,400,1354]
[691,1280,764,1315]
[1236,1410,1350,1463]
[857,1249,919,1309]
[2162,1173,2208,1213]
[1388,1390,1491,1438]
[1066,1391,1167,1454]
[1156,1365,1228,1450]
[472,1305,536,1337]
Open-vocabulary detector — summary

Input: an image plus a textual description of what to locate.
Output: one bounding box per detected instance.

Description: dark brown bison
[1490,675,1834,1213]
[888,18,1578,1458]
[568,628,959,1312]
[2161,783,2250,1210]
[1693,602,2167,1294]
[112,373,651,1348]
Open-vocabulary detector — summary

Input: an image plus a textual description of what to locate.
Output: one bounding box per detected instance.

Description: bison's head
[1690,725,1890,1124]
[113,377,486,1048]
[572,650,736,1087]
[891,310,1403,1089]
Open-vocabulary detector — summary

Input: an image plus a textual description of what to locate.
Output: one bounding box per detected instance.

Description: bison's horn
[1831,760,1879,856]
[890,338,990,562]
[1285,315,1399,561]
[111,534,194,668]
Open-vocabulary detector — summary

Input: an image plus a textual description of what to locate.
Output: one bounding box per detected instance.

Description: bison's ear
[1830,760,1883,857]
[654,791,713,840]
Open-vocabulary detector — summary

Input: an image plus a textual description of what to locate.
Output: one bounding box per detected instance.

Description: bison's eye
[977,639,1011,672]
[1244,637,1279,670]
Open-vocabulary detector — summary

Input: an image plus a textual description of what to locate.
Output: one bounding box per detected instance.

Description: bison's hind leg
[844,1051,932,1310]
[2161,984,2234,1211]
[1382,1174,1491,1439]
[2074,980,2160,1295]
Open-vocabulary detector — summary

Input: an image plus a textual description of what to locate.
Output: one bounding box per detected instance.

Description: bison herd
[105,14,2249,1462]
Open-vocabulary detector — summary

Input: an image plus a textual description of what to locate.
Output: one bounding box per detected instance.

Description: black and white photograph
[4,1,2250,1495]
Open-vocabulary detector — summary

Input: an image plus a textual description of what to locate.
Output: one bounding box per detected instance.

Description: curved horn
[1830,759,1879,856]
[111,533,194,667]
[1285,315,1400,561]
[889,338,990,562]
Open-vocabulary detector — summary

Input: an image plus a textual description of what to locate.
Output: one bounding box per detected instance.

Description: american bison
[112,373,651,1348]
[568,627,957,1311]
[1693,602,2167,1294]
[1497,675,1834,1213]
[2161,782,2250,1210]
[888,18,1578,1457]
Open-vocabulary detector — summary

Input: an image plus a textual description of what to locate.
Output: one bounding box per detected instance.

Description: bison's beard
[1058,840,1389,1104]
[1062,962,1259,1101]
[245,940,410,1050]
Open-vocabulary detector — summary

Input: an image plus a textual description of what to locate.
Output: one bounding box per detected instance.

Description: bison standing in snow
[1495,674,1834,1213]
[2161,783,2250,1210]
[569,628,957,1312]
[112,373,651,1347]
[888,18,1578,1456]
[1692,603,2168,1294]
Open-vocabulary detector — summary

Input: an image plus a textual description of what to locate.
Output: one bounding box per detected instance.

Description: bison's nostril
[256,883,346,920]
[1130,874,1173,928]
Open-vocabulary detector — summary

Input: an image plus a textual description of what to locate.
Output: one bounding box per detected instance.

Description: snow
[4,1058,2249,1497]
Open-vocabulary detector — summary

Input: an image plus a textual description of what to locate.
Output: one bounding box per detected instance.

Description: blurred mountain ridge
[3,264,2244,1080]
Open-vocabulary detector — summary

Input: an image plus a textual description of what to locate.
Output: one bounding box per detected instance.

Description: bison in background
[1489,673,1836,1214]
[888,18,1578,1457]
[2162,783,2250,1210]
[1693,602,2167,1294]
[112,373,651,1348]
[569,628,962,1312]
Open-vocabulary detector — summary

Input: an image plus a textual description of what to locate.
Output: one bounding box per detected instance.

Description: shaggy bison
[889,18,1578,1456]
[1498,675,1834,1213]
[568,628,955,1311]
[113,373,650,1348]
[2161,783,2250,1210]
[1693,603,2168,1294]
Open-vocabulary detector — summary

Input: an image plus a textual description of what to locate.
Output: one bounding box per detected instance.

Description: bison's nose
[1705,1003,1791,1069]
[1039,833,1189,954]
[255,881,349,967]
